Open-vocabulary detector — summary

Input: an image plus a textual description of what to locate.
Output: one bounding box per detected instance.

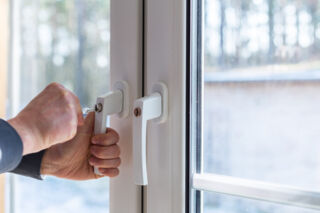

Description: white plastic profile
[94,81,129,175]
[192,173,320,210]
[133,82,168,185]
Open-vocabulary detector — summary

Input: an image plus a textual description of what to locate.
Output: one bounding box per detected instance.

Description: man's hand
[40,112,121,180]
[8,83,84,155]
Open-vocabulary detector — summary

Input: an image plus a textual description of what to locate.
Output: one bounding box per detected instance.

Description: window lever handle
[133,82,168,185]
[93,81,129,175]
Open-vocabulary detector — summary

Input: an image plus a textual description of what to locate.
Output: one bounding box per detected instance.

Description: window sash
[189,0,320,212]
[143,0,187,212]
[109,0,143,212]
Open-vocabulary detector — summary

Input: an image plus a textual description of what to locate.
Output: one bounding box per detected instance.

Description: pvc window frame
[188,0,320,212]
[142,0,187,212]
[109,0,143,212]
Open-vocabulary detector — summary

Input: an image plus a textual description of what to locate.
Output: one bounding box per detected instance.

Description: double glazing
[189,0,320,212]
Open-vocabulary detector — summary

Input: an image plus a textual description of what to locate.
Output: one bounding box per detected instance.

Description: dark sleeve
[0,119,44,180]
[10,151,45,180]
[0,119,23,173]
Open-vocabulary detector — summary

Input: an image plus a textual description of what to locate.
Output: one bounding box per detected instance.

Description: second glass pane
[204,81,320,190]
[203,0,320,191]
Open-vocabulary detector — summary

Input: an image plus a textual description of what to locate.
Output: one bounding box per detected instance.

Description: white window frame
[143,0,187,212]
[187,0,320,212]
[109,0,143,212]
[143,0,320,212]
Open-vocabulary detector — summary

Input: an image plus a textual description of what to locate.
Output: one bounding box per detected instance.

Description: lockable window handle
[133,82,168,185]
[93,81,129,175]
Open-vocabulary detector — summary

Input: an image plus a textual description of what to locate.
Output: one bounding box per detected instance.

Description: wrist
[8,116,37,155]
[40,150,57,176]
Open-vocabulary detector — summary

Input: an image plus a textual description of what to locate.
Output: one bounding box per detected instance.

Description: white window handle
[133,82,168,185]
[94,81,129,175]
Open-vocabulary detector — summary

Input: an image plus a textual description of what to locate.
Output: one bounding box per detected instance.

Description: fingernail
[88,157,95,165]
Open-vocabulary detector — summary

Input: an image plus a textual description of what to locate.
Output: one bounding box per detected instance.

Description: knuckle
[113,169,120,176]
[61,90,71,100]
[63,102,77,117]
[108,129,120,141]
[63,96,79,113]
[64,102,72,110]
[47,82,60,89]
[113,132,120,142]
[48,83,66,95]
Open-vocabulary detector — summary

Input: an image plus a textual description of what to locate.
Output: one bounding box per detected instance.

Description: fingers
[89,128,121,177]
[89,143,121,177]
[90,144,120,159]
[92,128,119,146]
[98,168,119,177]
[89,157,121,168]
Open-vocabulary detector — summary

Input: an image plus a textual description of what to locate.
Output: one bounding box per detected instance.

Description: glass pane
[203,0,320,191]
[8,0,110,212]
[14,177,109,213]
[203,191,319,213]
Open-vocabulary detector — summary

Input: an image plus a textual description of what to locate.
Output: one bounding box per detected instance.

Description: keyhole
[134,107,142,117]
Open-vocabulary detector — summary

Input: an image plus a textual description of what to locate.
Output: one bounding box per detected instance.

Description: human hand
[8,83,84,155]
[40,112,121,180]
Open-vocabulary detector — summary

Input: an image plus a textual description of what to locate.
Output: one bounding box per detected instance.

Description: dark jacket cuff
[10,150,45,180]
[0,119,23,173]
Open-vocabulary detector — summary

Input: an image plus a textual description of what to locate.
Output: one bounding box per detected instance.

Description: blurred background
[204,0,320,70]
[1,0,111,212]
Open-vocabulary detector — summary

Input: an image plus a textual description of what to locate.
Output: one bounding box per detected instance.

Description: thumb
[78,111,95,134]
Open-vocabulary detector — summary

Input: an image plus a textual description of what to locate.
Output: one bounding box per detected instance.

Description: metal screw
[95,103,103,112]
[134,107,142,117]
